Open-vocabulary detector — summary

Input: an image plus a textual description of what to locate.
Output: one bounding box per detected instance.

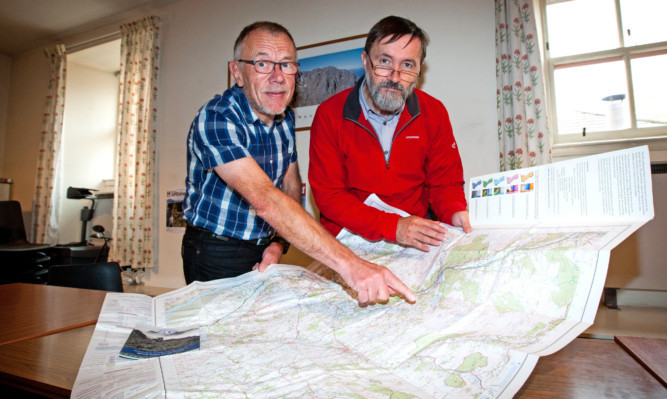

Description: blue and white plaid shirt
[183,85,297,240]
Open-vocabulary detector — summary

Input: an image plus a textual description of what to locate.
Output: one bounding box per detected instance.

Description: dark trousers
[181,224,268,284]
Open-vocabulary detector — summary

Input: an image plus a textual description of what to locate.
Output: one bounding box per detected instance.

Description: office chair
[47,261,124,292]
[0,201,53,284]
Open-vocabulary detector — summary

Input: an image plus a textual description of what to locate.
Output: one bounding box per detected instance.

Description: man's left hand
[253,242,284,272]
[396,216,447,252]
[451,210,472,233]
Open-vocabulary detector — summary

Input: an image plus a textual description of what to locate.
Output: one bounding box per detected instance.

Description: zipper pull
[386,162,390,169]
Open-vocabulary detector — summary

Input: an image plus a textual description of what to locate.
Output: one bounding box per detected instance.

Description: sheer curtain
[495,0,551,171]
[110,16,160,269]
[32,44,67,244]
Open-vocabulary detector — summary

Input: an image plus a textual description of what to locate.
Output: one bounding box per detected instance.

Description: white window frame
[536,0,667,160]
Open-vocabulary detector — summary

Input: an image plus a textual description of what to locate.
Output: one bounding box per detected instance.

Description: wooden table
[614,335,667,388]
[517,338,665,398]
[0,283,175,397]
[0,325,94,397]
[0,283,108,346]
[1,331,665,398]
[0,284,663,397]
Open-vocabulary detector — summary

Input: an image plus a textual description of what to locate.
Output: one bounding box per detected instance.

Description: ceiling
[0,0,177,57]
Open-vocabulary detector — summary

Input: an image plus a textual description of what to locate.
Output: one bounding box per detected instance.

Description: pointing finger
[385,271,416,303]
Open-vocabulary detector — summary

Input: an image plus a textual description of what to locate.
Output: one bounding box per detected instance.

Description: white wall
[1,0,498,288]
[149,0,498,287]
[59,61,118,244]
[4,48,49,206]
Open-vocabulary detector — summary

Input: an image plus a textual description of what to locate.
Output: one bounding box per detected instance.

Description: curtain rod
[66,31,121,53]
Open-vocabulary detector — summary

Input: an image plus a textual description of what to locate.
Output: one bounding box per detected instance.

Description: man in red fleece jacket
[309,16,472,252]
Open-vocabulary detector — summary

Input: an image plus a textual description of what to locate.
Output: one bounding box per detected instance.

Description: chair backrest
[0,200,28,244]
[48,262,124,292]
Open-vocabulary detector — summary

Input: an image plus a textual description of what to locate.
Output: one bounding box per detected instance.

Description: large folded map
[72,146,654,398]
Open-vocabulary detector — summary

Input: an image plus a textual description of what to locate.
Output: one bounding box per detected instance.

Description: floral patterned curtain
[496,0,551,170]
[110,16,160,269]
[32,44,67,244]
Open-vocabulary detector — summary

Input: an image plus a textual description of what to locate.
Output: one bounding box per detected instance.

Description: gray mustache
[378,81,403,92]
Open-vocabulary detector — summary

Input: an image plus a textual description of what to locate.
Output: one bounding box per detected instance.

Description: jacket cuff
[441,203,468,226]
[380,213,401,242]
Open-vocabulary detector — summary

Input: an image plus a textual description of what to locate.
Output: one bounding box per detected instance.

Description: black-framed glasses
[367,58,420,83]
[236,59,300,75]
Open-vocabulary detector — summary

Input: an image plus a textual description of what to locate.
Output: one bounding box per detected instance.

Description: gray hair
[233,21,296,59]
[365,16,429,63]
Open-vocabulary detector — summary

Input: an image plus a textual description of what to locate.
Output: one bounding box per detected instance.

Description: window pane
[547,0,619,58]
[632,53,667,128]
[554,60,629,135]
[621,0,667,47]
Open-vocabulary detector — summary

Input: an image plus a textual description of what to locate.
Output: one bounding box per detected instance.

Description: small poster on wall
[166,188,187,232]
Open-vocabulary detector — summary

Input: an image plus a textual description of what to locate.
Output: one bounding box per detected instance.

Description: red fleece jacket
[309,81,467,241]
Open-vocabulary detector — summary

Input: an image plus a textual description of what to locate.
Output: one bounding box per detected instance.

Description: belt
[187,223,273,246]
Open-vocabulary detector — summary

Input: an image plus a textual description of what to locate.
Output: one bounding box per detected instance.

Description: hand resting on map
[396,211,472,252]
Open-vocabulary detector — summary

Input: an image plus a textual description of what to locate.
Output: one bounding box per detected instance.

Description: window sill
[552,136,667,163]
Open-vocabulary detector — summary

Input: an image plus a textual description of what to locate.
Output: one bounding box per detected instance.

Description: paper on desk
[73,293,165,397]
[333,193,454,289]
[335,193,409,242]
[469,146,653,239]
[71,146,654,399]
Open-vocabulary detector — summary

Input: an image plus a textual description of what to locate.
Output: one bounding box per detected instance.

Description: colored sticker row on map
[471,172,535,198]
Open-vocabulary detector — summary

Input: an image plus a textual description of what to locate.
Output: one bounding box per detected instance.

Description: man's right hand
[396,215,447,252]
[214,158,416,307]
[336,258,416,305]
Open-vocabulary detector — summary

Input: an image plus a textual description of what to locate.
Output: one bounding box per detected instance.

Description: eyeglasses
[367,58,420,83]
[236,59,300,75]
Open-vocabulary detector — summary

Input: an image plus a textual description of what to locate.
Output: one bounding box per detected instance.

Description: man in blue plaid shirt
[182,21,415,306]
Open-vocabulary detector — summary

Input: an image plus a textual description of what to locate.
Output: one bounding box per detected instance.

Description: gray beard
[250,99,286,119]
[242,86,288,121]
[364,74,415,114]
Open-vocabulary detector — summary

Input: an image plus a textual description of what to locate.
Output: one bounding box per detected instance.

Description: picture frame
[227,34,367,131]
[293,34,367,131]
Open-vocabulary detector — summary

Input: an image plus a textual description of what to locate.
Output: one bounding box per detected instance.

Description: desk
[0,325,94,397]
[517,338,665,398]
[0,283,107,346]
[0,284,174,397]
[614,335,667,387]
[1,332,664,398]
